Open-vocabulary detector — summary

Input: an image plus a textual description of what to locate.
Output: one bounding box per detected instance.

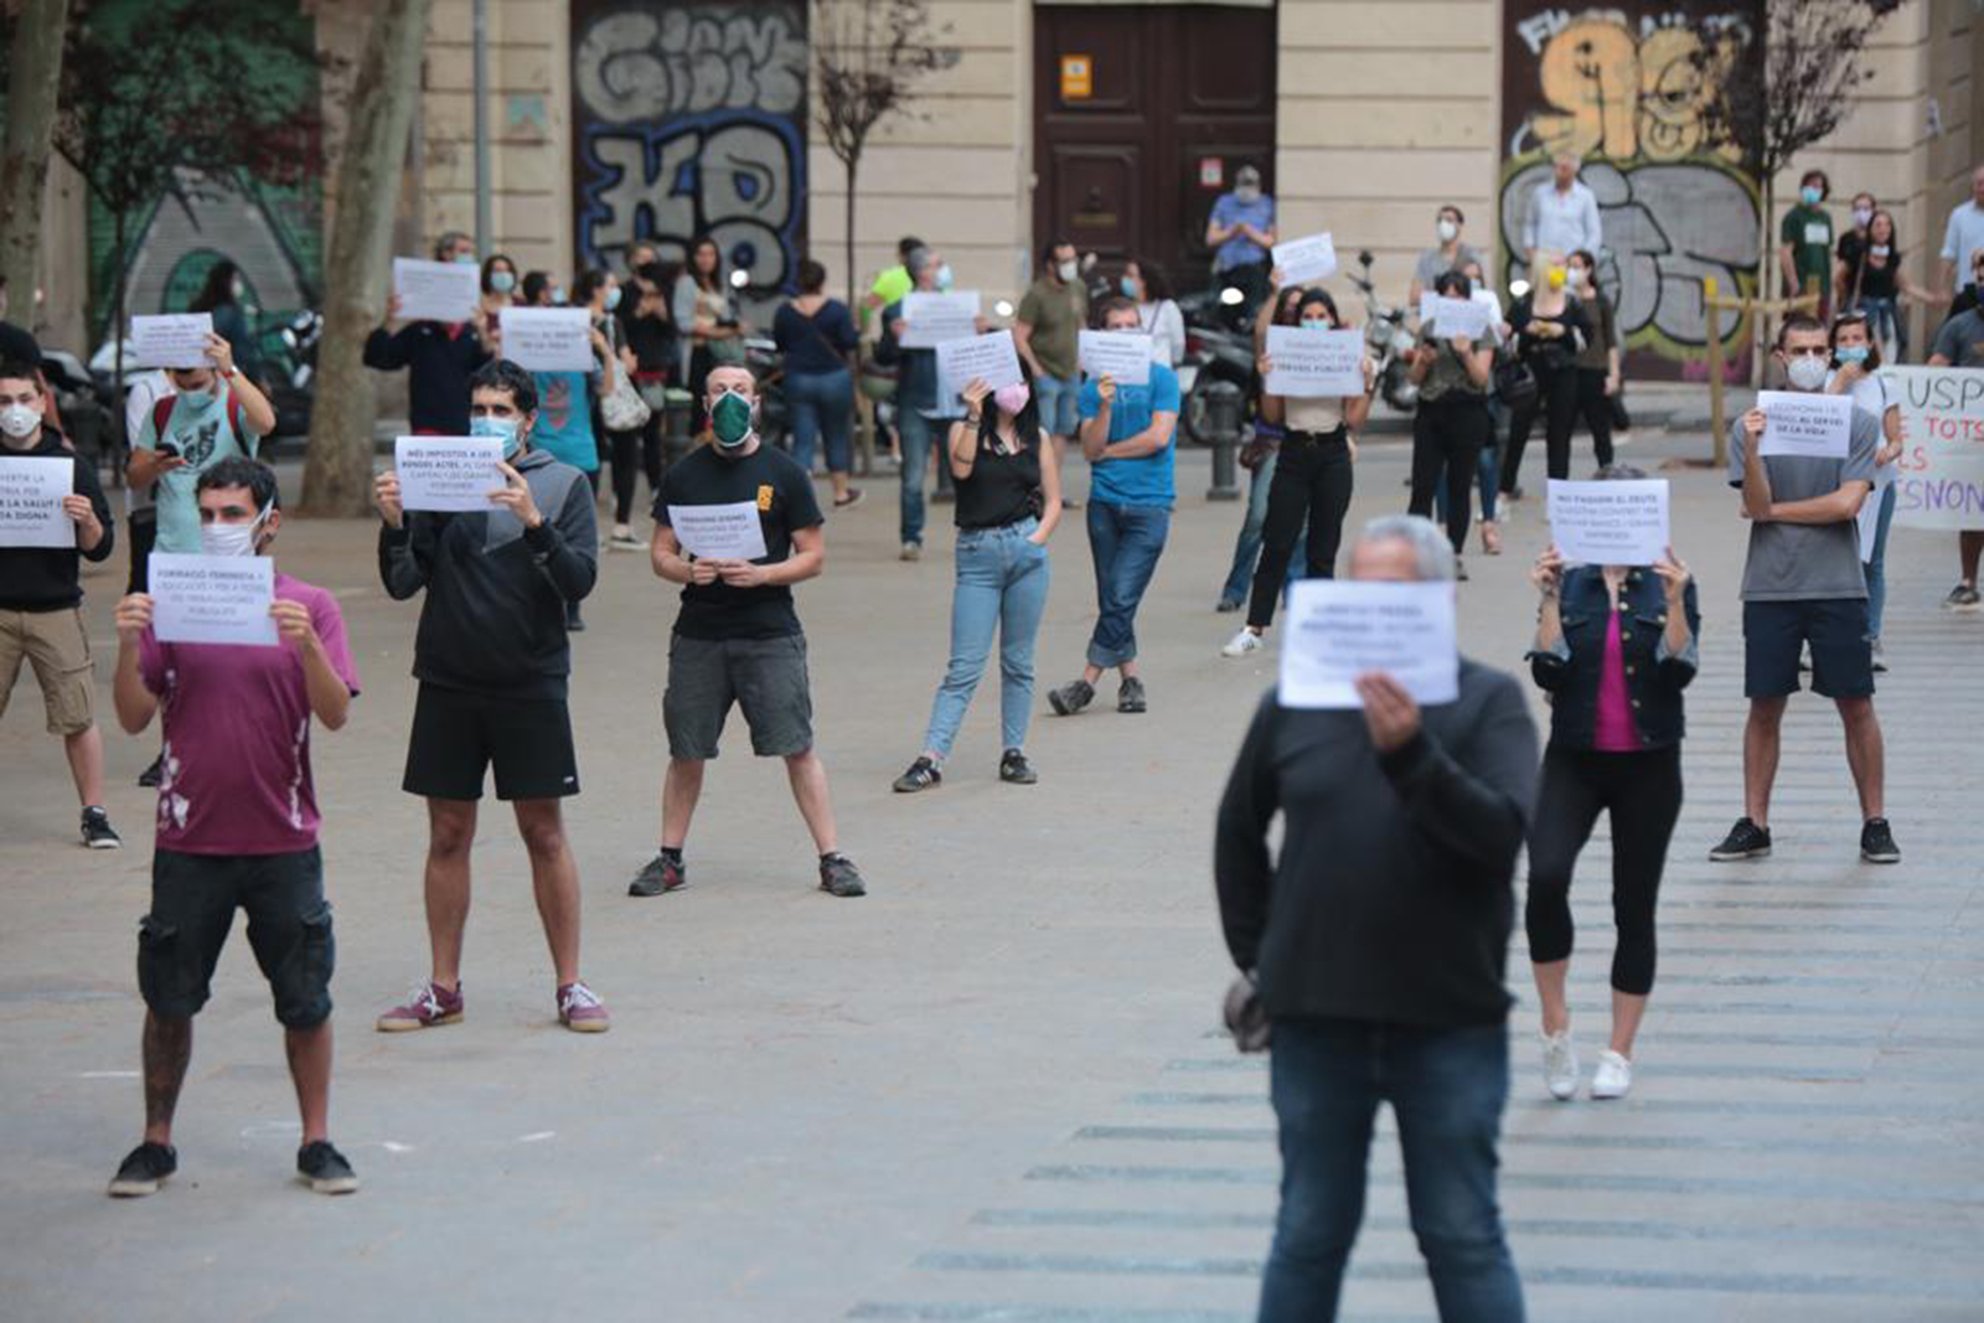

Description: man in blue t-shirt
[1047,297,1180,719]
[1205,164,1276,316]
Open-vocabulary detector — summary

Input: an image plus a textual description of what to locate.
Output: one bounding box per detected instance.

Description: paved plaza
[2,431,1980,1322]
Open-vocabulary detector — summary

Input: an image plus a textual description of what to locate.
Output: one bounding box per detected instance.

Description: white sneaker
[1591,1049,1632,1100]
[1220,628,1264,658]
[1541,1029,1579,1101]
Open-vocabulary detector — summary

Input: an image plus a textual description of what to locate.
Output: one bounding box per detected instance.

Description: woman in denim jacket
[1524,464,1700,1102]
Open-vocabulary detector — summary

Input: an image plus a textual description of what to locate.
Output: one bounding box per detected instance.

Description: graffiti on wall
[1500,5,1763,379]
[571,1,807,289]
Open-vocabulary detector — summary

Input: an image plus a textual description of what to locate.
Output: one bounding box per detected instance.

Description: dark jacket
[1510,293,1591,372]
[874,298,939,413]
[0,423,115,610]
[377,447,596,699]
[1214,662,1541,1028]
[363,321,492,435]
[1528,567,1699,751]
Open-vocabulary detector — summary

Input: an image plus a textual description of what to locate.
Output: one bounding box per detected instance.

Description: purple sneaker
[558,981,611,1033]
[375,980,463,1033]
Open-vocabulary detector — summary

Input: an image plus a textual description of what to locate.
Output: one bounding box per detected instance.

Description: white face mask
[1056,259,1078,283]
[1566,267,1587,288]
[1785,355,1831,392]
[1436,219,1459,243]
[199,506,271,558]
[0,402,43,442]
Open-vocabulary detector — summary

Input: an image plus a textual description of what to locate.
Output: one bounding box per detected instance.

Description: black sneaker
[1860,817,1900,865]
[1118,676,1148,714]
[999,748,1038,785]
[80,806,122,850]
[107,1141,177,1197]
[296,1140,359,1195]
[137,754,163,789]
[1709,817,1772,861]
[628,852,686,897]
[892,757,942,793]
[1047,679,1094,716]
[819,853,867,898]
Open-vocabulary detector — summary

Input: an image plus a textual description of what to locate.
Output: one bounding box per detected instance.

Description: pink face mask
[993,382,1031,416]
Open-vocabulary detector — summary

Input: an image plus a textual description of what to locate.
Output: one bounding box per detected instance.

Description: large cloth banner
[1882,366,1984,532]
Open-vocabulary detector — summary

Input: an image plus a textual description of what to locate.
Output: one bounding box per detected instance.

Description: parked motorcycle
[1345,250,1420,414]
[263,309,322,440]
[742,335,789,452]
[1177,284,1255,446]
[39,348,119,477]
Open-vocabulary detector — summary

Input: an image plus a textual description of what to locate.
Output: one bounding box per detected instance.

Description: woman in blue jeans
[893,369,1062,791]
[773,259,863,509]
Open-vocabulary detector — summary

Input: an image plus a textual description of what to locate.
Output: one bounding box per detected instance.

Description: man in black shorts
[628,363,868,899]
[373,359,612,1032]
[1711,314,1897,865]
[106,458,361,1197]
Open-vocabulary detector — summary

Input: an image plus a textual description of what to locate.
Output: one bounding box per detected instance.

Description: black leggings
[1247,431,1354,629]
[1499,362,1578,493]
[1408,396,1490,554]
[1571,368,1616,473]
[610,423,663,524]
[1525,744,1683,996]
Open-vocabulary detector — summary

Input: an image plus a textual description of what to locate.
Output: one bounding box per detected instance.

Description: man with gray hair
[1522,152,1602,267]
[875,244,970,559]
[1215,514,1537,1322]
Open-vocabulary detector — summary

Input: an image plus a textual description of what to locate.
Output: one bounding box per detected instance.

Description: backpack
[152,389,254,456]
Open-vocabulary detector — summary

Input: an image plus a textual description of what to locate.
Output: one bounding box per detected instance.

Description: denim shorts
[1033,374,1080,438]
[138,847,334,1029]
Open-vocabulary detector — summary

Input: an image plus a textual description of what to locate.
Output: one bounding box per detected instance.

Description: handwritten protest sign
[1881,365,1984,531]
[1279,580,1459,710]
[1077,330,1153,387]
[936,331,1023,400]
[899,292,980,349]
[1547,479,1670,566]
[667,502,768,561]
[150,553,278,648]
[1758,390,1853,459]
[1265,326,1366,397]
[394,437,506,513]
[393,257,482,324]
[0,455,74,548]
[1271,232,1338,284]
[1417,294,1493,342]
[130,314,215,370]
[499,307,593,372]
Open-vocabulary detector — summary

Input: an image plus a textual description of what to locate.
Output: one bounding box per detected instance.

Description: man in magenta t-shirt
[104,458,363,1199]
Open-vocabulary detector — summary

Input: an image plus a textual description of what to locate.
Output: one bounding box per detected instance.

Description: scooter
[742,334,789,452]
[1345,250,1420,414]
[1177,283,1256,446]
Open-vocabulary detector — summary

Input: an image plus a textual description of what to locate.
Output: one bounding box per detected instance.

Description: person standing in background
[1828,313,1902,671]
[774,258,863,510]
[1205,164,1277,317]
[1122,257,1186,368]
[1780,170,1835,318]
[1409,205,1484,310]
[364,233,494,437]
[529,269,619,627]
[1565,248,1621,479]
[1523,153,1602,266]
[1015,238,1090,506]
[674,236,747,420]
[1499,263,1591,497]
[478,253,520,337]
[1405,272,1496,575]
[1937,163,1984,301]
[876,246,976,560]
[611,261,680,546]
[188,261,264,390]
[1837,210,1940,364]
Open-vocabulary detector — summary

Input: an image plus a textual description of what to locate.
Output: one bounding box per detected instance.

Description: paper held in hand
[1757,390,1853,459]
[149,552,278,648]
[499,307,594,372]
[1077,329,1153,387]
[1546,479,1671,566]
[0,455,76,549]
[899,292,980,349]
[394,437,507,513]
[668,501,768,561]
[1278,580,1460,710]
[130,314,215,370]
[1271,232,1338,284]
[1265,325,1366,398]
[1417,294,1493,343]
[936,331,1024,400]
[393,257,483,324]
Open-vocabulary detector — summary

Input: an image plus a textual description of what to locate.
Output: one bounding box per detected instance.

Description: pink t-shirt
[140,571,359,855]
[1592,609,1640,753]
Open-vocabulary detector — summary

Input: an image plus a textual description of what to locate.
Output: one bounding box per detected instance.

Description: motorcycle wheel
[1380,362,1419,414]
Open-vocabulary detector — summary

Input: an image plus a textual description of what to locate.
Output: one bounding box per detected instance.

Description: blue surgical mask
[455,253,478,265]
[1120,276,1139,299]
[605,286,623,311]
[176,388,214,411]
[1801,186,1823,206]
[471,415,524,460]
[1836,344,1870,365]
[490,271,516,294]
[1300,318,1331,330]
[550,286,567,305]
[935,264,955,292]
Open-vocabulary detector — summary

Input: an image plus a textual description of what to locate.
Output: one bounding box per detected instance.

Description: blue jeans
[1855,295,1908,360]
[1086,502,1170,668]
[1435,441,1500,526]
[1221,451,1304,608]
[1865,479,1897,638]
[786,367,854,475]
[922,518,1051,757]
[899,409,938,546]
[1259,1018,1524,1323]
[1034,373,1080,438]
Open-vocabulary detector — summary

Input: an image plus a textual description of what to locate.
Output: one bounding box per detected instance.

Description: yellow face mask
[1546,267,1568,291]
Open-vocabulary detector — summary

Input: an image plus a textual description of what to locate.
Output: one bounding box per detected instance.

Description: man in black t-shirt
[629,364,868,899]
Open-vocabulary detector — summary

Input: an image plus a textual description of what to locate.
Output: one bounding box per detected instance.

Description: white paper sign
[1265,326,1366,398]
[499,307,594,372]
[0,455,75,548]
[1278,580,1460,710]
[149,553,278,648]
[899,291,981,349]
[1859,463,1894,560]
[1272,232,1339,284]
[936,331,1024,400]
[1758,390,1853,459]
[130,314,215,370]
[393,257,483,324]
[394,436,506,513]
[1417,294,1493,342]
[1547,478,1671,566]
[1077,330,1153,387]
[667,501,768,561]
[1804,223,1830,245]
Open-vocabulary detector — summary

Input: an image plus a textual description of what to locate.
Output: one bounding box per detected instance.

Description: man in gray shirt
[1711,314,1897,865]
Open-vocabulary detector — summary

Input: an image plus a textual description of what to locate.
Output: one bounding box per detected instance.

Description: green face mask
[711,392,754,448]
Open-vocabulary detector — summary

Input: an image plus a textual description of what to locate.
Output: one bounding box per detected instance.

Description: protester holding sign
[1827,312,1903,669]
[1925,299,1984,611]
[127,332,273,556]
[1222,290,1373,660]
[106,458,362,1199]
[1215,514,1536,1323]
[1499,264,1591,497]
[1525,466,1699,1103]
[1406,271,1497,571]
[0,361,119,849]
[364,234,494,436]
[877,246,980,559]
[1712,315,1897,866]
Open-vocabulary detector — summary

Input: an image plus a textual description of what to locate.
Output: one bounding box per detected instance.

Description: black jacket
[377,448,595,699]
[1214,663,1540,1028]
[1528,567,1699,750]
[363,321,492,435]
[0,423,115,610]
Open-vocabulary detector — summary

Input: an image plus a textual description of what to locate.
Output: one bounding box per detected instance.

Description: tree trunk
[843,153,858,308]
[300,0,434,516]
[0,0,72,319]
